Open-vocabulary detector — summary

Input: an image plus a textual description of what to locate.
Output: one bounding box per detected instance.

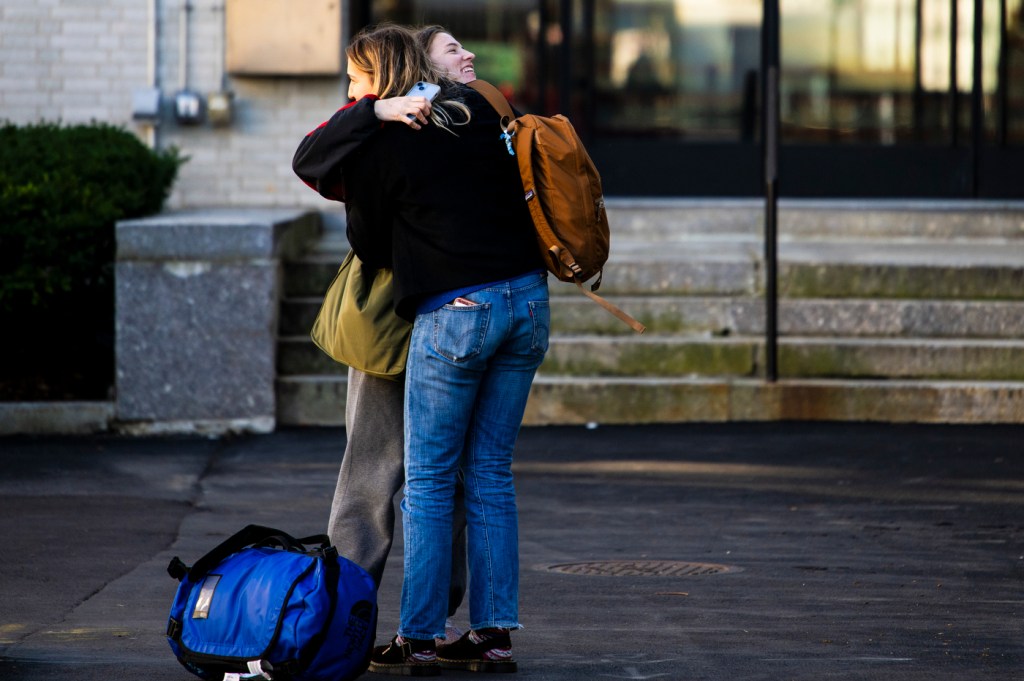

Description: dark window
[358,0,1024,197]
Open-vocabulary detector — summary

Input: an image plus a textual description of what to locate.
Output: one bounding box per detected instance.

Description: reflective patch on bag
[192,574,220,619]
[247,659,272,679]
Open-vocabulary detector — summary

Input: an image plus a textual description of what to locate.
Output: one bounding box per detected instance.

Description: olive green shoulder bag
[310,250,412,380]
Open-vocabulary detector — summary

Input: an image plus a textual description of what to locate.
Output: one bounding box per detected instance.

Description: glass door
[582,0,1024,197]
[356,0,1024,198]
[583,0,765,195]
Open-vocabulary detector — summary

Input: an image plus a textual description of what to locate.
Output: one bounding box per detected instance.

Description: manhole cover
[545,560,740,577]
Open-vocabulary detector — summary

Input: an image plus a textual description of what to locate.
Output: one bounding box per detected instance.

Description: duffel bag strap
[294,533,331,550]
[295,549,341,673]
[175,525,305,581]
[230,548,340,680]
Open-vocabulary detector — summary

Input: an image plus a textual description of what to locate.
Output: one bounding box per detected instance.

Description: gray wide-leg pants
[328,367,467,617]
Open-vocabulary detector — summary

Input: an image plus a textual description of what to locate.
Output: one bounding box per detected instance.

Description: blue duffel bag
[166,525,377,681]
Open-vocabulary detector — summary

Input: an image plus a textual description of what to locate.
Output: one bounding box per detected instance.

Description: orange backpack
[468,80,645,334]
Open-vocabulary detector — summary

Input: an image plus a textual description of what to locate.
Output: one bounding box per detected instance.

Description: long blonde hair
[346,23,470,131]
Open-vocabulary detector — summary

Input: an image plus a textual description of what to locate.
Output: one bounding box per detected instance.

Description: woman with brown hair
[292,24,482,650]
[335,24,546,676]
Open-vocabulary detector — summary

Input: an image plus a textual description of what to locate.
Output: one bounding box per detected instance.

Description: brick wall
[0,0,346,211]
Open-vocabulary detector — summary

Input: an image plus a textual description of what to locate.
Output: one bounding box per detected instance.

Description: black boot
[368,635,440,676]
[437,628,517,673]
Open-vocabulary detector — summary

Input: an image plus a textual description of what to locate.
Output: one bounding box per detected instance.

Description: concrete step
[275,375,1024,425]
[524,377,1024,424]
[606,198,1024,241]
[281,295,1024,338]
[280,334,761,378]
[773,242,1024,300]
[282,240,1024,299]
[283,253,346,298]
[272,201,1024,426]
[277,337,346,376]
[541,336,1024,381]
[600,239,1024,298]
[278,334,1024,381]
[276,375,348,426]
[286,199,1024,243]
[549,295,1024,337]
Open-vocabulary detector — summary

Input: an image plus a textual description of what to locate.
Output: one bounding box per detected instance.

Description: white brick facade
[0,0,347,211]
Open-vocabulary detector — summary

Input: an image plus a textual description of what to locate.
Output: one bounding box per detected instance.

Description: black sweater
[296,86,541,321]
[293,96,381,202]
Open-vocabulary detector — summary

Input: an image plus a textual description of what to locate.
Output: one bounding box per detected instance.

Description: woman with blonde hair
[293,22,481,650]
[329,23,546,676]
[294,19,468,630]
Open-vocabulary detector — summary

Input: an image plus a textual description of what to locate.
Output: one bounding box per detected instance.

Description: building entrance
[356,0,1024,198]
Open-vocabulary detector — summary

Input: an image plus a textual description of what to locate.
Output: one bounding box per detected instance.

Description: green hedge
[0,122,184,399]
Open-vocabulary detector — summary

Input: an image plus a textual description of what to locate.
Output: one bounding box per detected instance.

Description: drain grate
[545,560,740,577]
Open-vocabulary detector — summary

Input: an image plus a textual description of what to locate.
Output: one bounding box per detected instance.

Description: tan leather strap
[466,80,515,123]
[576,282,647,334]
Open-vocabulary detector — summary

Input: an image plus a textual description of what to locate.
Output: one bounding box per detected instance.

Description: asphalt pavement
[1,422,1022,681]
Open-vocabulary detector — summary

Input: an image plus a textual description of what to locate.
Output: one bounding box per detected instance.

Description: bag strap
[256,553,342,680]
[168,525,328,582]
[576,282,646,334]
[467,80,515,123]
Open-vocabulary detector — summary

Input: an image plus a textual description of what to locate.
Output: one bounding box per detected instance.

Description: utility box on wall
[226,0,342,76]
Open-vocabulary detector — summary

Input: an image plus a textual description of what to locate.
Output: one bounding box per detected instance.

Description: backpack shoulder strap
[466,80,516,123]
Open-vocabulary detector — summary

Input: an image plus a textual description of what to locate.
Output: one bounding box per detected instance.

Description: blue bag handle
[168,524,332,582]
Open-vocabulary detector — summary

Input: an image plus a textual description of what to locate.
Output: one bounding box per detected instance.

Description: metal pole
[178,0,189,92]
[914,0,924,140]
[559,0,573,116]
[971,0,984,196]
[950,0,959,146]
[762,0,780,382]
[581,0,595,140]
[145,0,159,149]
[538,1,549,114]
[998,0,1008,146]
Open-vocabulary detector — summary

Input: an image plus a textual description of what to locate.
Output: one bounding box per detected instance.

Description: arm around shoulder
[292,96,381,202]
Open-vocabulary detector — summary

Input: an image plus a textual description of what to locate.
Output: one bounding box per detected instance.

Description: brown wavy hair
[346,23,469,130]
[414,24,449,55]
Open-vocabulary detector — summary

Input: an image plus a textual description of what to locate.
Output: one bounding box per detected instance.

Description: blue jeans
[399,271,549,640]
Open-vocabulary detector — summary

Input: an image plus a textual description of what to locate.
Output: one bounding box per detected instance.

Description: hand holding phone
[404,82,441,121]
[405,81,441,101]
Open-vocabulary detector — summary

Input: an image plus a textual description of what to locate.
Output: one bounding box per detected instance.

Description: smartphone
[405,81,441,101]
